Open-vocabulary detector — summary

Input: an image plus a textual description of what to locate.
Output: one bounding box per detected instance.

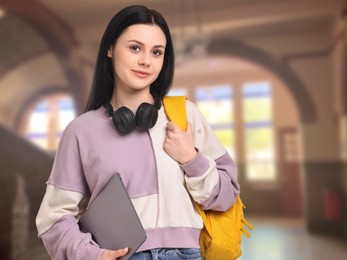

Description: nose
[138,53,150,66]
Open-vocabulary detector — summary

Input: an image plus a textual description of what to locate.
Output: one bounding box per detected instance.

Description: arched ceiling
[0,0,343,77]
[0,0,345,127]
[0,13,48,79]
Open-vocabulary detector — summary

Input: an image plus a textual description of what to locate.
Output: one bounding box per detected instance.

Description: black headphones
[105,102,159,135]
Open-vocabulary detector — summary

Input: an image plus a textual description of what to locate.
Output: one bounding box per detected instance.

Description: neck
[110,89,154,110]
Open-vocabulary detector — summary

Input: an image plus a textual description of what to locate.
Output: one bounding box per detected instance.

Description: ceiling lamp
[0,8,6,19]
[174,0,209,66]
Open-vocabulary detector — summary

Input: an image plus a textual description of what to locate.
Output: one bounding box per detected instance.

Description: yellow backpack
[163,96,254,260]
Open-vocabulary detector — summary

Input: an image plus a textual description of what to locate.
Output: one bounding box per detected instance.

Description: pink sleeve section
[48,121,89,195]
[40,215,103,260]
[183,152,240,212]
[181,151,209,178]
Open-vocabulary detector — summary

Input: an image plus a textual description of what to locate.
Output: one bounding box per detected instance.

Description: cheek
[114,62,123,76]
[114,55,131,74]
[154,59,164,74]
[114,61,129,82]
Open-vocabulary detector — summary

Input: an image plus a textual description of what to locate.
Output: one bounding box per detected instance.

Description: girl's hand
[99,248,128,260]
[164,121,197,164]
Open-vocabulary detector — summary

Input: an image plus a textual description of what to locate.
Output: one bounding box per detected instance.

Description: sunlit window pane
[58,98,75,134]
[196,85,235,158]
[245,128,275,180]
[243,82,272,122]
[244,98,272,122]
[25,95,76,151]
[214,129,235,157]
[27,101,49,134]
[31,137,48,150]
[196,85,233,125]
[243,81,275,181]
[245,127,274,154]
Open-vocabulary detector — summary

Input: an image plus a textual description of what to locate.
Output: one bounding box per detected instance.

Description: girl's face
[108,24,166,95]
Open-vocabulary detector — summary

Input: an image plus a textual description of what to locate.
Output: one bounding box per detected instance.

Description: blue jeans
[130,248,202,260]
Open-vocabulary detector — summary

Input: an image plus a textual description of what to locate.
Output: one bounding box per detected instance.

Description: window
[242,82,275,181]
[184,80,276,182]
[25,95,76,151]
[195,85,235,158]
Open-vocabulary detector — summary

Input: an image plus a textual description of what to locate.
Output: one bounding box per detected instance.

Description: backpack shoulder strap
[162,95,211,233]
[163,95,254,240]
[162,96,187,131]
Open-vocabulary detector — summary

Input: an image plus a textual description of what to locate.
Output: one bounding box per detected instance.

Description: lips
[132,70,150,78]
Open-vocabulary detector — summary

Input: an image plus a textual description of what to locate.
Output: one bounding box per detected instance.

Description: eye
[130,45,141,52]
[152,49,163,56]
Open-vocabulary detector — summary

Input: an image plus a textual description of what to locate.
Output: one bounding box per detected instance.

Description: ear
[107,47,113,58]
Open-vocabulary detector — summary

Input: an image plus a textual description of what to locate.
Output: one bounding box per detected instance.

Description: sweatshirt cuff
[181,151,210,178]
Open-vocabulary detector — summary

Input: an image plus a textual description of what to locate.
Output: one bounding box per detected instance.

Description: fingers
[99,248,128,260]
[167,121,191,132]
[166,121,179,131]
[114,248,128,258]
[165,121,193,142]
[166,123,183,142]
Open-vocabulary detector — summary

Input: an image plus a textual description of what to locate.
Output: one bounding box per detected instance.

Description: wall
[227,15,345,234]
[0,125,53,258]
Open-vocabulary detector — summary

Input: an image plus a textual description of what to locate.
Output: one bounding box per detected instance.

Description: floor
[239,217,347,260]
[29,217,347,260]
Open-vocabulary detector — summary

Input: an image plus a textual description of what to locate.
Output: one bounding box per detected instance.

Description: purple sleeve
[47,121,89,194]
[202,152,240,211]
[40,215,103,260]
[40,121,101,259]
[183,152,240,212]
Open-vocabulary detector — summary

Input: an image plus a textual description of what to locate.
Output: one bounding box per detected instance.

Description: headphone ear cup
[136,103,159,131]
[112,107,136,135]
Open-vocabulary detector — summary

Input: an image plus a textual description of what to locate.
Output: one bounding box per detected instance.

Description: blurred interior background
[0,0,347,259]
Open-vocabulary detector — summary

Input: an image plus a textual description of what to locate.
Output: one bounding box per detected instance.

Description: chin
[131,80,154,90]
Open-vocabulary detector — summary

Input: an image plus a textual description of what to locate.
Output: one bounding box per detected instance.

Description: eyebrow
[128,40,165,49]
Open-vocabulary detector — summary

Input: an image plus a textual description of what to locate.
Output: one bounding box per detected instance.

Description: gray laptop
[79,173,147,260]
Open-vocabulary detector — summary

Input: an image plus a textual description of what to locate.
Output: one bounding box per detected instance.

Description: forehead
[119,24,166,45]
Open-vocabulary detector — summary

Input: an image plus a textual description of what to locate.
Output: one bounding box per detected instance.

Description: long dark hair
[85,5,175,111]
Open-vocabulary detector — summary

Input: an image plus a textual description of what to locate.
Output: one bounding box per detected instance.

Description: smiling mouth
[133,70,150,78]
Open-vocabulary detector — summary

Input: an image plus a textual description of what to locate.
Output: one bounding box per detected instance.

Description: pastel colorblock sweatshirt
[36,100,240,260]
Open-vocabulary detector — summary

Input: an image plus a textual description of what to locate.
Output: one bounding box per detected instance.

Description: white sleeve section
[36,184,84,236]
[184,157,219,203]
[186,100,226,159]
